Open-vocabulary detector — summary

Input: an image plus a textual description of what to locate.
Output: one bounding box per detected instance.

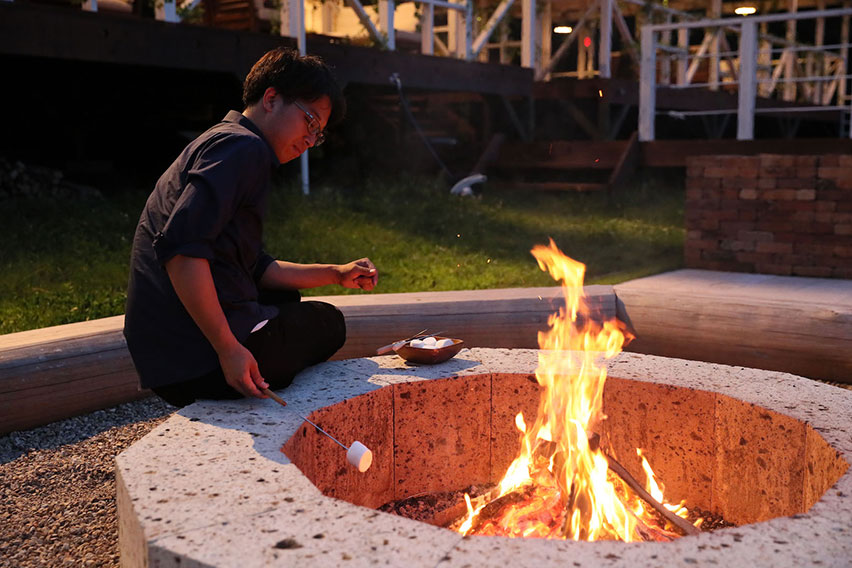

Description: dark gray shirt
[124,111,280,388]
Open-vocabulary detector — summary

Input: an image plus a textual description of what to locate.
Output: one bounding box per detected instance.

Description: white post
[280,0,303,39]
[500,23,511,64]
[676,26,688,86]
[758,22,772,97]
[421,1,434,55]
[156,0,180,22]
[297,0,306,50]
[538,0,551,76]
[599,0,612,79]
[379,0,395,50]
[578,34,588,78]
[815,0,826,104]
[447,0,460,54]
[586,24,596,76]
[82,0,98,11]
[660,13,672,85]
[738,20,757,140]
[639,25,656,141]
[709,0,721,90]
[280,0,310,194]
[465,0,473,60]
[521,0,536,68]
[842,2,850,104]
[785,0,798,101]
[321,0,336,35]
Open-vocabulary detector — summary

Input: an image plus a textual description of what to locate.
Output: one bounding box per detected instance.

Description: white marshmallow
[409,339,425,348]
[347,441,373,473]
[422,336,438,346]
[435,338,454,348]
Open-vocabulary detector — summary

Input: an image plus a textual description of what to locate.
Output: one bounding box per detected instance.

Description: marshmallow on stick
[347,441,373,473]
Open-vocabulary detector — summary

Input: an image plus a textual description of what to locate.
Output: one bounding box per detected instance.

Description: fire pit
[117,348,852,567]
[118,245,851,566]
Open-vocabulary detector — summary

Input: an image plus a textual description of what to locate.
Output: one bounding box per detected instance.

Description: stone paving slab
[117,349,852,568]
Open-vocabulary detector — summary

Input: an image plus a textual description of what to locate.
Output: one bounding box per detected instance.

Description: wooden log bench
[613,270,852,385]
[3,271,851,434]
[0,287,613,434]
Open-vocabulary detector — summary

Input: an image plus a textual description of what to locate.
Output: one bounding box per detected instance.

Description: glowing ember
[457,240,696,541]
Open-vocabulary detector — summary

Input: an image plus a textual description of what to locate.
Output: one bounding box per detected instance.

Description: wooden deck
[0,2,532,97]
[536,77,847,123]
[488,137,852,176]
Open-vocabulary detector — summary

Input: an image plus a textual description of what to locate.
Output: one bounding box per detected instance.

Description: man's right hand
[166,255,270,400]
[218,342,269,399]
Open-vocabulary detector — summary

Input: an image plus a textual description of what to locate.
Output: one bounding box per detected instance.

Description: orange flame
[458,240,689,541]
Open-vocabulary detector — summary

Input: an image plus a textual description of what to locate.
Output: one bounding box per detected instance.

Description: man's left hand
[337,258,378,291]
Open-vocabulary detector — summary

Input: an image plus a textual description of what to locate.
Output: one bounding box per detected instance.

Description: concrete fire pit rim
[117,349,852,567]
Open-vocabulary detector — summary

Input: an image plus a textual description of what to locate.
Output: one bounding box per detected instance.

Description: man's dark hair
[243,47,346,127]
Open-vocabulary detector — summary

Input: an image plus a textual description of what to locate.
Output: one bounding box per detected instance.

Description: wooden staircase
[355,90,489,176]
[365,92,482,148]
[484,131,640,193]
[203,0,263,32]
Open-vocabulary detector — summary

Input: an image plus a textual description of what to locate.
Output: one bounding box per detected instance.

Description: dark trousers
[152,290,345,408]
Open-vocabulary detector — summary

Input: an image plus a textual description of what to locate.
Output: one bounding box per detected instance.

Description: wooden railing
[639,7,852,141]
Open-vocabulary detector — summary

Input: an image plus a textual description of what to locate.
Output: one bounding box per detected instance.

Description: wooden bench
[4,271,851,434]
[614,270,852,384]
[0,286,614,434]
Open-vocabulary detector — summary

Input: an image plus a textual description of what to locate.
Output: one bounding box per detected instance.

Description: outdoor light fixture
[554,25,573,34]
[734,5,757,15]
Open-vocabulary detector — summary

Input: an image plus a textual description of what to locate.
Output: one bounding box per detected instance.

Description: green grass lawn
[0,173,684,335]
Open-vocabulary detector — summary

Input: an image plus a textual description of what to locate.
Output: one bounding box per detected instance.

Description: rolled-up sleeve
[253,251,276,283]
[153,136,264,265]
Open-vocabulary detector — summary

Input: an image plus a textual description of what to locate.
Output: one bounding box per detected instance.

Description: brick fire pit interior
[117,349,852,567]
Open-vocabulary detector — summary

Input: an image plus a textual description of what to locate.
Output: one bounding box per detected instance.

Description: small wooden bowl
[393,337,464,365]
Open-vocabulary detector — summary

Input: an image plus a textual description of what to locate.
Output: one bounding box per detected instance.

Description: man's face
[266,93,332,163]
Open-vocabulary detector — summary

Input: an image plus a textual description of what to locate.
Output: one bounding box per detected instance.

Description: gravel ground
[0,397,175,567]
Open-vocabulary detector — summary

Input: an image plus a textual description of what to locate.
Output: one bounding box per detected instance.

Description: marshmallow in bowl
[409,336,455,350]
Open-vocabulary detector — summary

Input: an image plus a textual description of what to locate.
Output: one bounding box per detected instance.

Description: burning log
[428,487,500,528]
[449,486,535,534]
[621,502,677,542]
[435,434,700,540]
[558,476,582,538]
[598,446,700,537]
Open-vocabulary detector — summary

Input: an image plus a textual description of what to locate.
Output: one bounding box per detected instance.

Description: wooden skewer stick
[375,329,429,355]
[261,387,287,407]
[602,450,701,536]
[261,387,349,451]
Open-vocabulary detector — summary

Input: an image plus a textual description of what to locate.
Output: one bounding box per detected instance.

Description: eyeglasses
[293,101,326,147]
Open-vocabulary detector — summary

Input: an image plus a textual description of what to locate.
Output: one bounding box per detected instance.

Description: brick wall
[685,154,852,278]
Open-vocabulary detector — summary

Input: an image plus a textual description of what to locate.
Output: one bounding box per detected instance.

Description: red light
[583,36,592,48]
